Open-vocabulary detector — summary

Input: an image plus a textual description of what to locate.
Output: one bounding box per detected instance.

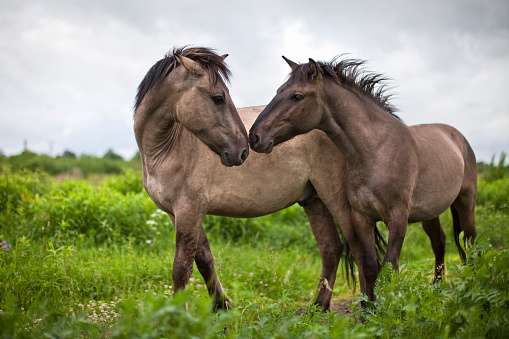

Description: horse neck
[321,82,406,167]
[134,103,197,169]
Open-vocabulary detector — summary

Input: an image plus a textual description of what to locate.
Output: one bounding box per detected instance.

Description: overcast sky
[1,0,508,162]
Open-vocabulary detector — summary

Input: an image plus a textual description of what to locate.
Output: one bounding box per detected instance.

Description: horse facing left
[250,55,477,304]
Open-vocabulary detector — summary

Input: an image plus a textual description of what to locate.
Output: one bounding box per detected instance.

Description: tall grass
[1,168,508,337]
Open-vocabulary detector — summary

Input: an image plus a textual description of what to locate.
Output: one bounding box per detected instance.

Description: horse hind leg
[452,193,476,265]
[452,144,477,264]
[450,204,466,264]
[422,217,446,282]
[303,199,343,311]
[195,226,231,310]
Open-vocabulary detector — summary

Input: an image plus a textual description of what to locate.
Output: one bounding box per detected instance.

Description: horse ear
[176,55,204,76]
[282,56,298,71]
[308,58,322,81]
[220,54,228,62]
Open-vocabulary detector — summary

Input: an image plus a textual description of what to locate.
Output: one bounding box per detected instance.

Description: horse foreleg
[303,199,342,311]
[383,212,408,272]
[351,211,378,302]
[171,207,205,296]
[195,226,231,310]
[422,217,446,282]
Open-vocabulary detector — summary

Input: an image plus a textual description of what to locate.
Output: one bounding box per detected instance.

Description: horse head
[135,47,249,167]
[173,53,249,166]
[249,57,325,153]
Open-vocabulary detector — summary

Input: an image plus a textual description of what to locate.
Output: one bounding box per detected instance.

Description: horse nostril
[241,148,249,162]
[253,134,260,146]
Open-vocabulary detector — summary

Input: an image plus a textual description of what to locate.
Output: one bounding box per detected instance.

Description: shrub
[476,177,509,211]
[0,170,161,246]
[362,237,509,338]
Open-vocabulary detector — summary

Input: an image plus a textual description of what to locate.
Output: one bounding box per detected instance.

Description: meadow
[0,153,508,338]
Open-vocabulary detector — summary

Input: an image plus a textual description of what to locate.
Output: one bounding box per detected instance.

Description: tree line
[0,149,141,176]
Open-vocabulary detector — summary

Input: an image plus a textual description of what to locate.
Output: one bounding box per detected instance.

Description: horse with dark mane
[134,46,385,310]
[250,55,477,303]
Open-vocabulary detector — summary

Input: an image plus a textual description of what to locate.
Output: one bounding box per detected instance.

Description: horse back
[238,105,266,128]
[410,123,475,167]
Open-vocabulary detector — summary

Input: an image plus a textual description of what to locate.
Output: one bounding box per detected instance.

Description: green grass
[1,170,508,337]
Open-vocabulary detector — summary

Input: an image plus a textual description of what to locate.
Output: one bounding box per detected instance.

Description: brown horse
[249,55,477,302]
[134,46,382,310]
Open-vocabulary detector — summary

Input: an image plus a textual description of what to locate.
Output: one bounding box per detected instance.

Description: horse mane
[134,46,232,115]
[291,55,398,117]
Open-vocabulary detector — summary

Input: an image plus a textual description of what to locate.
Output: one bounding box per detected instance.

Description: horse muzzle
[249,132,274,154]
[220,147,249,167]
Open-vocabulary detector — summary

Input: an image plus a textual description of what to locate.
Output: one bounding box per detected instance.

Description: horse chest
[346,181,387,220]
[345,165,414,221]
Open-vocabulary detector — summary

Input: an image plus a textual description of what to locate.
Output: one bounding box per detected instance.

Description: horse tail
[374,222,387,269]
[342,237,356,289]
[451,204,466,263]
[341,222,387,289]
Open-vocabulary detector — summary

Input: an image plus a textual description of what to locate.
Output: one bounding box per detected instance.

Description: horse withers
[250,55,477,303]
[134,46,375,311]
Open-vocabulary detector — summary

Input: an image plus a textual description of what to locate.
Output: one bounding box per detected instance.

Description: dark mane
[134,46,231,115]
[291,56,398,117]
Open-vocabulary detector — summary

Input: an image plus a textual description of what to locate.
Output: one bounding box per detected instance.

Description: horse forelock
[133,46,231,116]
[289,56,398,118]
[178,46,231,84]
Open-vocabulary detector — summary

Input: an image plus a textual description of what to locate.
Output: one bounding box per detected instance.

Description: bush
[1,151,139,177]
[478,152,507,182]
[101,169,145,195]
[203,204,319,251]
[362,237,509,338]
[476,177,509,211]
[0,170,162,246]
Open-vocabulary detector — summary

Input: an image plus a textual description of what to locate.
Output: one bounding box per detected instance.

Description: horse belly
[207,146,314,218]
[207,184,312,218]
[408,184,461,222]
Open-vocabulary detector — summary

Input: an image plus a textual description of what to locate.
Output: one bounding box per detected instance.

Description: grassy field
[1,166,508,338]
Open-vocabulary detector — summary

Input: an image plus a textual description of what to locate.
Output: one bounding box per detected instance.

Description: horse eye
[292,94,303,101]
[212,95,225,104]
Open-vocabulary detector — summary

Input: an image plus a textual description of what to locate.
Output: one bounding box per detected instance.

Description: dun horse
[250,55,477,302]
[134,46,384,310]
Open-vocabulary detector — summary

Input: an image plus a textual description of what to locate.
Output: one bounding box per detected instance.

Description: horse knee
[362,257,379,301]
[363,256,379,283]
[324,239,343,261]
[196,247,215,268]
[335,238,344,257]
[172,263,193,290]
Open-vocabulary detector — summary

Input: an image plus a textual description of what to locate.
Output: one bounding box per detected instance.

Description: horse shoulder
[143,141,214,215]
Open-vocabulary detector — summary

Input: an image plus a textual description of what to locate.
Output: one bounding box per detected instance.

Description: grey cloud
[0,0,507,161]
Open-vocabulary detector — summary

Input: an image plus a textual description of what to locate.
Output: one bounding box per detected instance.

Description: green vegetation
[0,152,508,337]
[0,149,141,177]
[477,152,507,182]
